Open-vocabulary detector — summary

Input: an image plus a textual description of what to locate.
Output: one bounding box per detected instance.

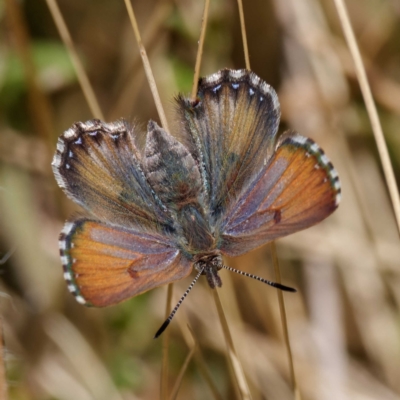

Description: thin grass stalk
[187,325,224,400]
[45,0,104,120]
[237,0,299,396]
[333,0,400,236]
[236,0,250,70]
[191,352,224,400]
[160,284,174,399]
[169,346,196,400]
[212,289,252,400]
[270,242,302,400]
[5,0,54,149]
[122,3,175,396]
[108,0,173,120]
[123,0,170,133]
[177,322,224,400]
[191,0,210,101]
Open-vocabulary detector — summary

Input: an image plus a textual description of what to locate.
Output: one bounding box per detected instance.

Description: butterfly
[52,69,340,318]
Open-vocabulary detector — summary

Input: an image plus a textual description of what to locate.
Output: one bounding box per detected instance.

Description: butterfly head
[194,252,223,289]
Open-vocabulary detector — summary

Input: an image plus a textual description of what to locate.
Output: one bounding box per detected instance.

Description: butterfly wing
[176,69,280,222]
[52,119,171,232]
[219,132,341,256]
[60,218,192,307]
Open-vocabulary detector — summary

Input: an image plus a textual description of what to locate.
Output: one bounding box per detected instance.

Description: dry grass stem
[176,321,223,400]
[122,2,174,396]
[237,0,250,70]
[123,0,170,132]
[5,0,54,147]
[160,283,174,399]
[333,0,400,236]
[45,0,104,120]
[169,346,196,400]
[190,0,210,101]
[212,289,252,400]
[270,242,301,400]
[108,1,173,120]
[188,327,224,400]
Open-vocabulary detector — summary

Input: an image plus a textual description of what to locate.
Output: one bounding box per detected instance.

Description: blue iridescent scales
[52,69,341,307]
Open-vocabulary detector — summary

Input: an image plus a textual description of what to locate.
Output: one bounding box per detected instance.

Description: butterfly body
[52,69,340,307]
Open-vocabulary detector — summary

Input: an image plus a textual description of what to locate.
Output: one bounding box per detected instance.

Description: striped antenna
[222,265,296,292]
[154,268,204,339]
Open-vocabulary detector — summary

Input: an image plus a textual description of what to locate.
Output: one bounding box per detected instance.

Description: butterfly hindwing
[177,69,280,222]
[52,119,170,233]
[60,218,192,307]
[220,132,341,256]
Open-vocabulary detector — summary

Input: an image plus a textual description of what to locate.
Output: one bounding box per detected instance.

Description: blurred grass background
[1,0,400,399]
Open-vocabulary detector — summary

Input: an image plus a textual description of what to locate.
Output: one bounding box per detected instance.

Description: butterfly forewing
[52,120,170,232]
[220,132,341,256]
[60,219,192,307]
[177,69,280,221]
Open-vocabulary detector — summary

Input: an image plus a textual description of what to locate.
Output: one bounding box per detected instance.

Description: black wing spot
[274,209,281,224]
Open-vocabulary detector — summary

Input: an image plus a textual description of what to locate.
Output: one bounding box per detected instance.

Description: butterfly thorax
[144,121,218,257]
[175,202,215,250]
[194,253,223,289]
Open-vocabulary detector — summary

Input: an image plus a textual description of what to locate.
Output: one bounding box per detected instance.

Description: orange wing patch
[60,219,192,307]
[220,133,340,256]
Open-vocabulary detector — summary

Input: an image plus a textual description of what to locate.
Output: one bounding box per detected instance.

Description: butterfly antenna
[222,265,296,292]
[154,268,204,339]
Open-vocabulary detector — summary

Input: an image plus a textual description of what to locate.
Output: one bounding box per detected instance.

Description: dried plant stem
[178,323,223,400]
[333,0,400,236]
[169,346,196,400]
[160,284,174,399]
[45,0,104,120]
[237,0,299,396]
[237,0,250,70]
[108,0,173,120]
[189,336,223,400]
[191,0,210,101]
[6,0,54,147]
[212,289,252,400]
[123,3,173,396]
[124,0,170,133]
[270,242,301,400]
